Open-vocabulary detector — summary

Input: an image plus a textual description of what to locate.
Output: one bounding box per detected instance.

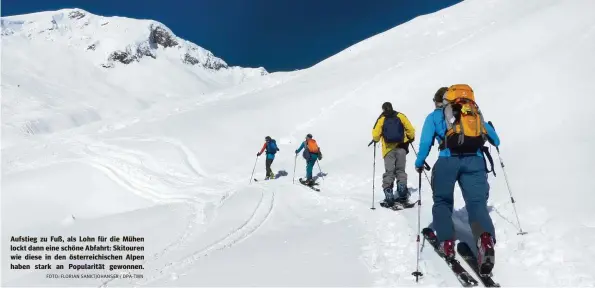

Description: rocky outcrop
[107,50,136,64]
[136,41,156,59]
[202,57,227,70]
[105,42,157,66]
[183,53,200,65]
[2,8,267,77]
[149,25,178,48]
[68,10,85,20]
[182,52,228,70]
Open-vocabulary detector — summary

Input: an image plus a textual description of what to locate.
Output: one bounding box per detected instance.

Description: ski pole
[249,155,259,184]
[292,154,297,184]
[369,140,377,210]
[487,121,527,235]
[316,160,325,181]
[410,143,431,183]
[411,170,423,281]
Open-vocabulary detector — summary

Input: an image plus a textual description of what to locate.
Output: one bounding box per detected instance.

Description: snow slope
[3,0,595,286]
[1,8,267,148]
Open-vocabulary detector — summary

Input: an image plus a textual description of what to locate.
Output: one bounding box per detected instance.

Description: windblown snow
[2,0,595,286]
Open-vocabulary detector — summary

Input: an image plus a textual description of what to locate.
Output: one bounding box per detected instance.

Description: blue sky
[2,0,461,72]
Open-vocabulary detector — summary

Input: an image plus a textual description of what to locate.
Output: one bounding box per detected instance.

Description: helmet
[306,134,313,139]
[265,136,271,141]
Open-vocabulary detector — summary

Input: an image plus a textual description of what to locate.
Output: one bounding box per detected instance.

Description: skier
[371,102,416,208]
[294,134,322,186]
[415,85,499,276]
[256,136,279,180]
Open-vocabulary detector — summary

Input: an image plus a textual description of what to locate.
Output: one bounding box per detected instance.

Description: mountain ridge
[1,8,268,75]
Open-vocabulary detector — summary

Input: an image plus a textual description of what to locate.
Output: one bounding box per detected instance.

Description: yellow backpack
[440,84,488,154]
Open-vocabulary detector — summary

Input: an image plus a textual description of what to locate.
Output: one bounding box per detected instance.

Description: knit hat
[382,102,393,111]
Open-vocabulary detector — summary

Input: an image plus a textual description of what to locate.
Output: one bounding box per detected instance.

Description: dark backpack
[382,112,405,143]
[266,139,278,154]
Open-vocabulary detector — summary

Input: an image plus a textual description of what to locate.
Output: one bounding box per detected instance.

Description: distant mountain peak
[1,8,267,75]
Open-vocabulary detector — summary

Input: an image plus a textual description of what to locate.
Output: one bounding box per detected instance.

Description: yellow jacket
[372,111,415,157]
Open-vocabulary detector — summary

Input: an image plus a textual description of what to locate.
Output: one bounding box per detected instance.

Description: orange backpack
[306,139,320,153]
[440,84,488,153]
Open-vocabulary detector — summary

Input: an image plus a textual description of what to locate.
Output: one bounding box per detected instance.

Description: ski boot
[379,188,395,208]
[269,172,276,179]
[477,232,495,276]
[439,240,456,260]
[394,183,414,207]
[303,178,316,186]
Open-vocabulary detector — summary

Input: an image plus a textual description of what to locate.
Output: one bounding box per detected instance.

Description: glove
[415,166,424,173]
[257,152,261,156]
[295,150,298,154]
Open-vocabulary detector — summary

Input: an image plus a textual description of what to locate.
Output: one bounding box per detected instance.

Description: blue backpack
[382,112,405,143]
[266,139,278,154]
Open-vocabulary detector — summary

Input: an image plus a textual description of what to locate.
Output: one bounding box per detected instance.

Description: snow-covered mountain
[1,8,267,146]
[1,8,266,73]
[2,0,595,287]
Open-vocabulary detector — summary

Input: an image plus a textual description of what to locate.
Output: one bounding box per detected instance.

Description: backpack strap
[373,113,383,129]
[480,146,496,176]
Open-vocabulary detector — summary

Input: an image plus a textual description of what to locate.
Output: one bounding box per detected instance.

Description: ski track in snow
[72,134,272,287]
[3,134,244,287]
[4,1,595,286]
[131,187,276,286]
[78,137,206,288]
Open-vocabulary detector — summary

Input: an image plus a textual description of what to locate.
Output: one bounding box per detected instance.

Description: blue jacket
[414,108,500,168]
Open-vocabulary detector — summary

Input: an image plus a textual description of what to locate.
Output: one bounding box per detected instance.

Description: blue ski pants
[306,153,318,180]
[431,155,495,243]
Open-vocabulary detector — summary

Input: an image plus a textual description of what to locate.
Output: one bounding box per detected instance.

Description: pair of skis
[298,178,320,191]
[254,177,321,191]
[253,178,273,182]
[253,176,278,182]
[422,227,499,287]
[379,198,416,211]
